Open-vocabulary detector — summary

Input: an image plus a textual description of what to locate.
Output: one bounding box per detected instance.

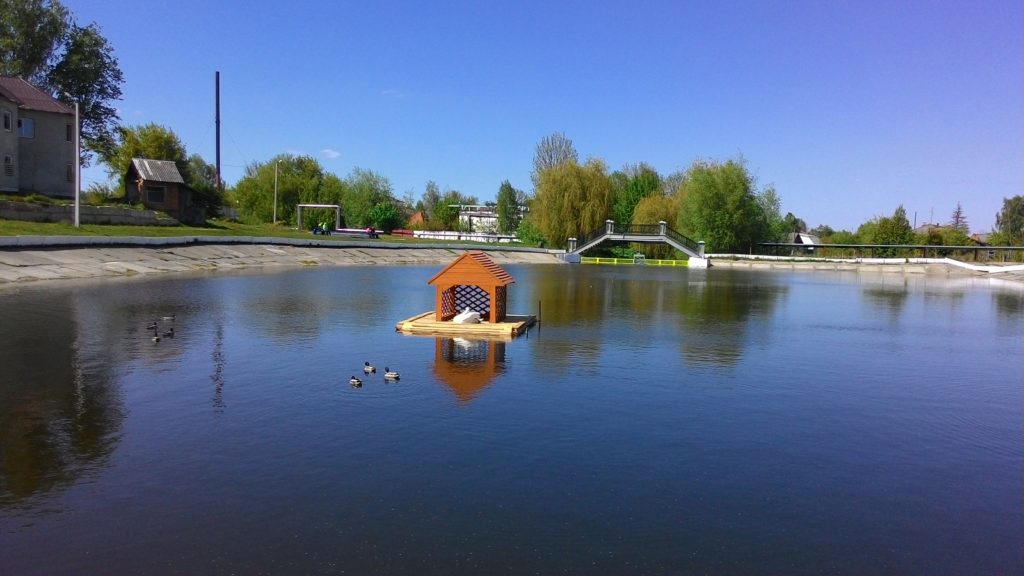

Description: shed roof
[130,158,185,184]
[0,76,73,114]
[428,251,515,287]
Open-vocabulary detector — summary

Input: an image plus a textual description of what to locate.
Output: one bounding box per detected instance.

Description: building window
[3,155,13,177]
[17,117,34,138]
[66,123,73,142]
[145,185,166,204]
[2,111,10,131]
[66,164,74,183]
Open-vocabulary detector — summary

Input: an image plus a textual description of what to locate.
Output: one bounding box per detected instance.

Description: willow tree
[533,158,612,248]
[631,193,679,258]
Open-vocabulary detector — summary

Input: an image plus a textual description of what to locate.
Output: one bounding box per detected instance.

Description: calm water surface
[1,264,1021,575]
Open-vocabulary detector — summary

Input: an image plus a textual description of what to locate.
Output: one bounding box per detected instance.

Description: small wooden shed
[428,251,515,322]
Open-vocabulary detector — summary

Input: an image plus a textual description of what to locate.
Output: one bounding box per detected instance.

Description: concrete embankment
[708,255,1024,284]
[0,236,562,286]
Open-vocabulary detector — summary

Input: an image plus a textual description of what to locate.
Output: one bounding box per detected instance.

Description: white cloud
[321,148,341,159]
[381,88,403,99]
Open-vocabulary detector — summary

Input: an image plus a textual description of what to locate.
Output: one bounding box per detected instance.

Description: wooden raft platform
[396,311,536,339]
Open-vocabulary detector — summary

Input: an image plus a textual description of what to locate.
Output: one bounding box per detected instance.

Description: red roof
[0,76,73,115]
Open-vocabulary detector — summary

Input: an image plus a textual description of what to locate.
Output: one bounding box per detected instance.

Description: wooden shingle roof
[428,251,515,287]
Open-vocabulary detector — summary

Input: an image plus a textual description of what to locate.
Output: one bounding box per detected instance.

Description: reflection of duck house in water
[396,251,535,338]
[433,337,506,403]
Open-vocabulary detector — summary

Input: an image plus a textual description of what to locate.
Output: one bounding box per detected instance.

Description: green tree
[186,154,223,218]
[866,205,915,256]
[366,201,403,232]
[431,189,479,231]
[418,180,441,220]
[994,195,1024,245]
[758,186,785,242]
[533,158,612,248]
[232,154,345,226]
[1,0,123,163]
[102,123,189,190]
[342,168,393,228]
[495,180,521,234]
[611,163,661,225]
[675,158,768,254]
[948,202,969,233]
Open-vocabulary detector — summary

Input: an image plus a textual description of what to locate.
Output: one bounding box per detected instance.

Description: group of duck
[349,362,399,387]
[147,314,176,342]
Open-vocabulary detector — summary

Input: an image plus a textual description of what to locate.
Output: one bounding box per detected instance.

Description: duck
[151,330,161,343]
[383,367,400,381]
[146,321,158,330]
[349,376,362,387]
[363,362,376,374]
[161,327,175,338]
[161,314,176,322]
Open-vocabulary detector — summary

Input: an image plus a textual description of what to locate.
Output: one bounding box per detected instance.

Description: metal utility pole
[215,71,222,191]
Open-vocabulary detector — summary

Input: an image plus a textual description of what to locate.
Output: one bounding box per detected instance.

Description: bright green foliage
[495,180,521,234]
[430,189,478,231]
[675,158,768,254]
[533,158,613,248]
[514,214,545,247]
[342,168,393,228]
[102,123,189,189]
[1,1,123,163]
[231,155,345,226]
[366,201,403,232]
[872,205,915,245]
[994,195,1024,245]
[610,163,660,225]
[186,154,223,218]
[758,186,786,242]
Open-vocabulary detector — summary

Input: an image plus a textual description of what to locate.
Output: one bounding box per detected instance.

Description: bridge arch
[566,220,707,263]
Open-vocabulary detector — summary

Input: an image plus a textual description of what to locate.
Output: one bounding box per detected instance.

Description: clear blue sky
[67,0,1022,233]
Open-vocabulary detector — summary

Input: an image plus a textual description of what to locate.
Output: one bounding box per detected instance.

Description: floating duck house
[396,251,535,338]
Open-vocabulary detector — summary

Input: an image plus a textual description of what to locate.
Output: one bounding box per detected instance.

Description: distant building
[125,158,205,225]
[0,76,76,198]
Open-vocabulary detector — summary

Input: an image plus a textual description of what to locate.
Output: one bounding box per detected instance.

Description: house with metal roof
[0,77,76,198]
[125,158,205,225]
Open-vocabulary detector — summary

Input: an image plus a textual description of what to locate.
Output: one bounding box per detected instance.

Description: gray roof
[0,76,73,114]
[131,158,185,184]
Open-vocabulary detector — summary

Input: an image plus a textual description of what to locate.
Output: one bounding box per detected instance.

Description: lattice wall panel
[454,285,490,319]
[440,288,457,320]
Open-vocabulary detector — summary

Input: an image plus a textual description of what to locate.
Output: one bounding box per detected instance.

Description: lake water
[1,264,1021,575]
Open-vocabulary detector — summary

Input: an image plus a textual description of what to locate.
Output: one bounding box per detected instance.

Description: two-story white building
[0,76,76,198]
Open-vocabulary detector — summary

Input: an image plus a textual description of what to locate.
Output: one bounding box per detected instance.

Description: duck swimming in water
[363,362,376,374]
[349,376,362,387]
[162,327,174,338]
[383,367,400,381]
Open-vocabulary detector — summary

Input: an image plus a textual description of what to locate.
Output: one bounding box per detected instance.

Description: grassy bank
[0,218,477,245]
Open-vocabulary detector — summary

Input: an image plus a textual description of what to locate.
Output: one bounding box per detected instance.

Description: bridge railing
[664,227,701,253]
[613,223,661,236]
[574,225,608,250]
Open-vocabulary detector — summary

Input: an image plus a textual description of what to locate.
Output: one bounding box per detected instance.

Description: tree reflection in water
[0,290,124,508]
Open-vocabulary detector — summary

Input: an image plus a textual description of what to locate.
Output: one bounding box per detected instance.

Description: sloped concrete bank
[0,236,562,286]
[707,254,1024,284]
